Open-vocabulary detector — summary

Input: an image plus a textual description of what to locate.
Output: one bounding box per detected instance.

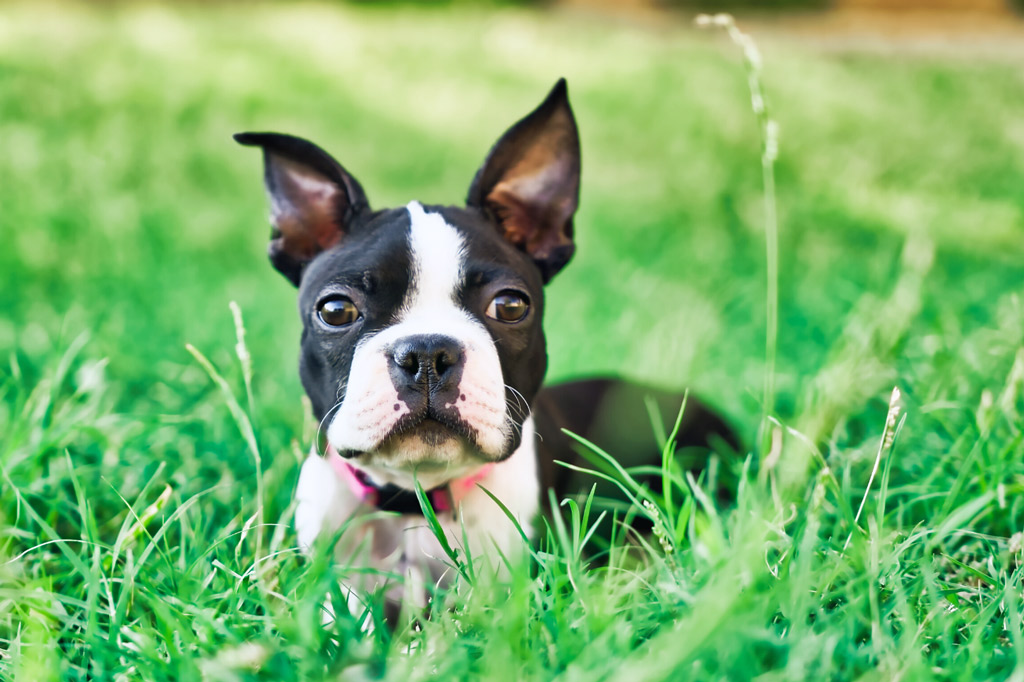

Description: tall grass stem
[696,13,779,450]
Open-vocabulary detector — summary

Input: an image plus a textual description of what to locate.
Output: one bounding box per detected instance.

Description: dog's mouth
[384,411,477,448]
[334,412,488,483]
[391,417,454,446]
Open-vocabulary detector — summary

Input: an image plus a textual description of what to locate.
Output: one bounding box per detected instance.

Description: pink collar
[322,444,495,514]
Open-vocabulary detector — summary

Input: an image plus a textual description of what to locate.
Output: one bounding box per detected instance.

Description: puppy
[236,79,735,614]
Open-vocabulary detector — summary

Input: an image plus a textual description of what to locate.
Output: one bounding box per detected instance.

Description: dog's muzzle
[383,334,476,445]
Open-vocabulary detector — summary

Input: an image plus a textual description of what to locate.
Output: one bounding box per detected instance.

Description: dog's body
[237,80,734,612]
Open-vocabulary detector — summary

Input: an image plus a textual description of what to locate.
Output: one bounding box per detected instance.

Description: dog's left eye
[318,296,360,327]
[486,291,530,323]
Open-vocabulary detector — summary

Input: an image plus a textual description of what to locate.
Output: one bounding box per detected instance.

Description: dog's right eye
[317,297,360,327]
[486,291,530,323]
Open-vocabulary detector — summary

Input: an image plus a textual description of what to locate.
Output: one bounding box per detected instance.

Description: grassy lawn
[2,2,1024,680]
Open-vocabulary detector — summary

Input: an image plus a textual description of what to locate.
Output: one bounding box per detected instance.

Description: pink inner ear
[269,156,345,261]
[488,160,576,260]
[481,101,578,262]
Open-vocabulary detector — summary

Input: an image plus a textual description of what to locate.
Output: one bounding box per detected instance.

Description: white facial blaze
[326,201,511,481]
[403,201,464,317]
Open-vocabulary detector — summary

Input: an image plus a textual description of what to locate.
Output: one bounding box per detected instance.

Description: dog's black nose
[389,335,465,389]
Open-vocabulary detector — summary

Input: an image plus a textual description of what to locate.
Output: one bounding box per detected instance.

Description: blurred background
[1,0,1023,456]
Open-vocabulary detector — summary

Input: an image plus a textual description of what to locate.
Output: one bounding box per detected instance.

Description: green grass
[2,3,1024,680]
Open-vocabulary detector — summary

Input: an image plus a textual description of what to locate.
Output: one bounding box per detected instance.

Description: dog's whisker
[504,384,532,422]
[505,384,529,409]
[503,413,525,439]
[503,398,526,421]
[314,400,345,454]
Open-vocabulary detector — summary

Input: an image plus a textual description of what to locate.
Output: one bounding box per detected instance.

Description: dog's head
[236,80,579,487]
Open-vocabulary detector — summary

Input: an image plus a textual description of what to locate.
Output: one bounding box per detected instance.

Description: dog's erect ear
[234,132,369,286]
[467,79,581,283]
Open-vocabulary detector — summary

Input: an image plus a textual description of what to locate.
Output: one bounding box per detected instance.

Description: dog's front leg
[295,458,432,627]
[294,453,363,550]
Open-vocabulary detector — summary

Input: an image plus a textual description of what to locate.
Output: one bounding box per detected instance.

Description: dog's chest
[294,417,540,599]
[350,515,454,595]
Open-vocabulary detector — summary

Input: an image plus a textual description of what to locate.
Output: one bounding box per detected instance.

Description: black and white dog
[236,80,734,610]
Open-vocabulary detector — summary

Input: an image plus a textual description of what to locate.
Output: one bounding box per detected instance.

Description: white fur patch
[325,202,511,480]
[403,201,464,313]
